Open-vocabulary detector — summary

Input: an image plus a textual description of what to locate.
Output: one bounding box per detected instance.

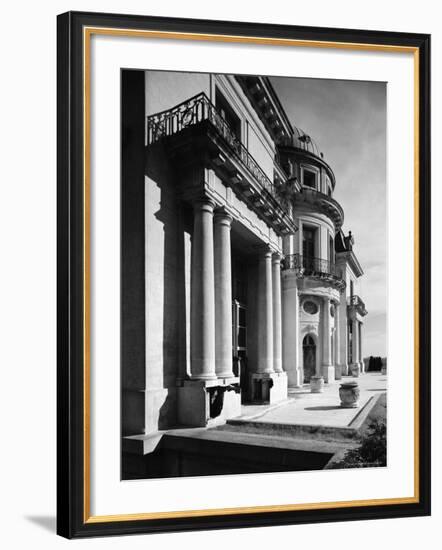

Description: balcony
[295,187,344,230]
[282,253,346,291]
[146,92,296,235]
[347,295,368,316]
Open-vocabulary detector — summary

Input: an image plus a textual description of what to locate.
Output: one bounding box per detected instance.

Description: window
[215,88,241,141]
[302,226,316,259]
[329,235,334,263]
[303,169,316,189]
[325,174,332,196]
[303,301,319,315]
[232,302,247,353]
[350,280,354,297]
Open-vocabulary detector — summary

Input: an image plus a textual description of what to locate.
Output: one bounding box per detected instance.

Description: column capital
[272,252,283,264]
[193,197,216,213]
[213,207,233,226]
[256,244,274,260]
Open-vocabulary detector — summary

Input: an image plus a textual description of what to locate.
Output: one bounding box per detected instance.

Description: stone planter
[310,376,324,393]
[339,382,360,408]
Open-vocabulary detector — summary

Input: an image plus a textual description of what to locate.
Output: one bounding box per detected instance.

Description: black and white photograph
[121,69,387,480]
[0,0,435,545]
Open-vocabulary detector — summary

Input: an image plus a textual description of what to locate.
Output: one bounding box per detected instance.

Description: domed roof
[289,127,324,159]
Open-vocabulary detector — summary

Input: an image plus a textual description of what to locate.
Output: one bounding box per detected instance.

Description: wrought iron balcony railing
[146,92,287,214]
[347,295,368,315]
[282,253,341,279]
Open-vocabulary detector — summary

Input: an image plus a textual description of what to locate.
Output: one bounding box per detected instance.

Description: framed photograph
[57,11,431,538]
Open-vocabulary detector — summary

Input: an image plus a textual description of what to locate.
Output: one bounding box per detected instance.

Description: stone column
[272,253,283,373]
[334,301,341,379]
[257,247,274,374]
[351,318,360,375]
[298,222,303,255]
[338,296,349,375]
[214,209,234,378]
[359,322,363,372]
[322,298,332,365]
[282,216,294,257]
[190,199,216,380]
[322,297,334,382]
[282,272,301,386]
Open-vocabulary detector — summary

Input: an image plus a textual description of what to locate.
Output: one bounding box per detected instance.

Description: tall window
[302,226,316,258]
[215,89,241,141]
[325,174,332,196]
[350,280,354,297]
[329,235,334,263]
[303,169,316,189]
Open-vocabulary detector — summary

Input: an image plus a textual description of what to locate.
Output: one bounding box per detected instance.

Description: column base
[339,363,349,376]
[321,365,335,383]
[349,363,361,377]
[250,372,288,404]
[334,365,343,380]
[286,365,302,387]
[177,377,241,428]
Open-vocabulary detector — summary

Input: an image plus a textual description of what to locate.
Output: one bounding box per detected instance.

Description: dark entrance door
[303,335,316,382]
[232,300,247,400]
[302,227,316,259]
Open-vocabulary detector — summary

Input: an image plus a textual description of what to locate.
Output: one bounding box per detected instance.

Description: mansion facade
[121,70,368,437]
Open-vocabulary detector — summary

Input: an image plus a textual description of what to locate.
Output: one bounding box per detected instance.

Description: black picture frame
[57,10,431,539]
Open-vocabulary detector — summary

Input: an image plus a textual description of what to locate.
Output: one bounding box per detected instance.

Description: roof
[289,127,324,159]
[234,75,293,142]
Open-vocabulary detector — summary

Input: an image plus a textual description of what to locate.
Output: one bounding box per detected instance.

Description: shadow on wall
[123,128,195,436]
[121,70,147,437]
[148,145,192,432]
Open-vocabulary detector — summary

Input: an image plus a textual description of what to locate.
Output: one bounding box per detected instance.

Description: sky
[270,76,387,358]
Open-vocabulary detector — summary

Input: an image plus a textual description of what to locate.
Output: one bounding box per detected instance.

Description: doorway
[231,257,249,401]
[303,334,316,382]
[232,300,247,398]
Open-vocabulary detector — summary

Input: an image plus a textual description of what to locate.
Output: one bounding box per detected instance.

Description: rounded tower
[278,128,345,386]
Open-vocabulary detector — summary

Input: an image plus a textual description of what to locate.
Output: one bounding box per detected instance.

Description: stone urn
[310,376,324,393]
[339,381,360,408]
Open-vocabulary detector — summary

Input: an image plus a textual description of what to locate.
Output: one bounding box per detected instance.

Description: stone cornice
[336,250,364,277]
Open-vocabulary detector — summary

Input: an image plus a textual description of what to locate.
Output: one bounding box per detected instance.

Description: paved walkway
[234,372,387,429]
[124,373,387,457]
